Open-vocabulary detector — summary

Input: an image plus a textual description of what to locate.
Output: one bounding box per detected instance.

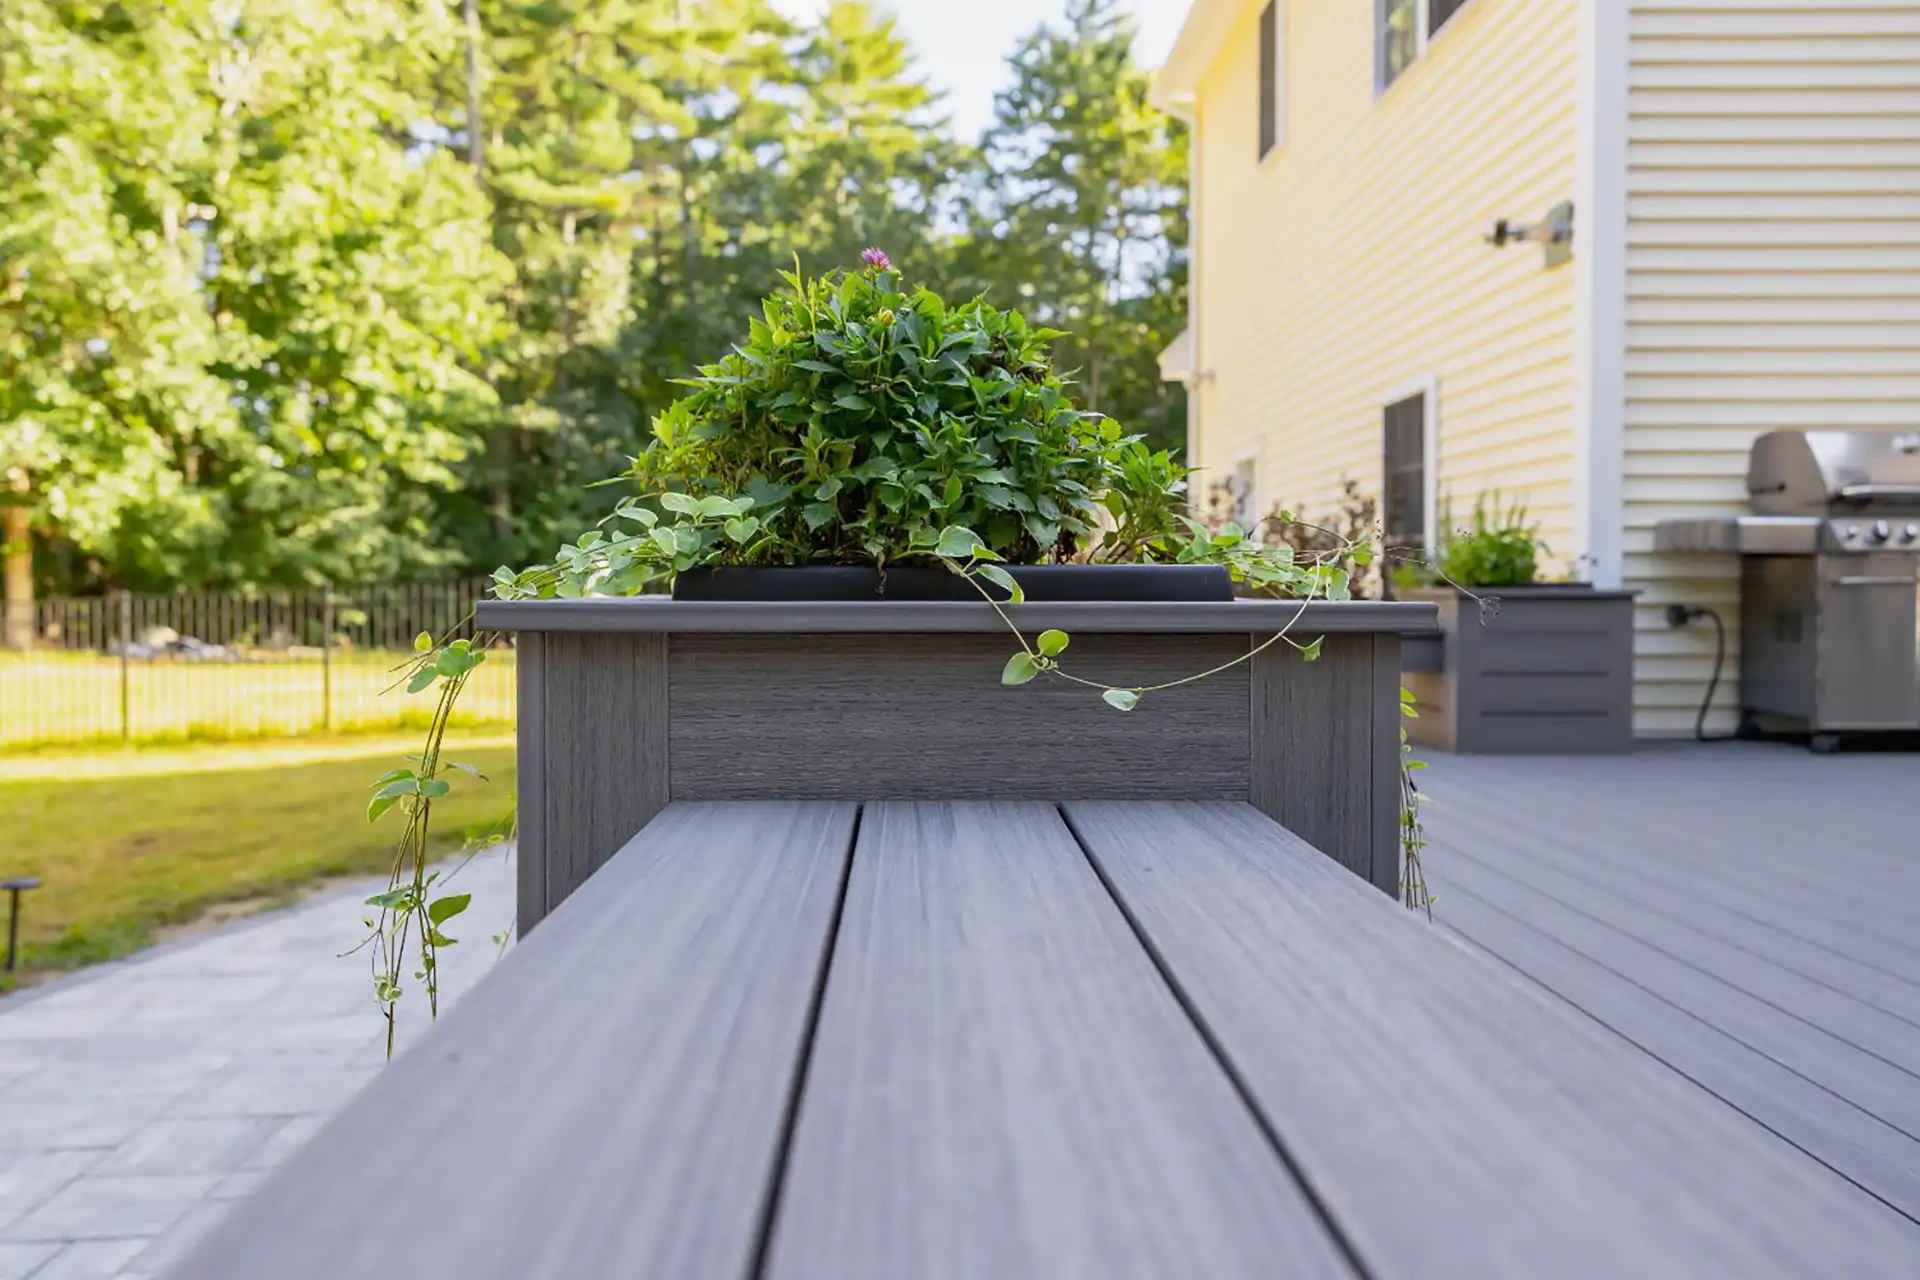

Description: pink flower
[860,247,891,271]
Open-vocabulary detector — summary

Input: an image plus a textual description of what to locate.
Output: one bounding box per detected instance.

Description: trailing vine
[359,255,1438,1049]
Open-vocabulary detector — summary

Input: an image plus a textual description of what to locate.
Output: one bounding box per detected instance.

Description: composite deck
[170,777,1920,1279]
[1421,743,1920,1228]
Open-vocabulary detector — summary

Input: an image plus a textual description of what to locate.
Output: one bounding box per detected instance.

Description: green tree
[0,0,1193,605]
[0,0,507,601]
[780,1,960,272]
[0,0,233,619]
[198,0,508,587]
[437,0,963,572]
[437,0,721,569]
[961,0,1188,451]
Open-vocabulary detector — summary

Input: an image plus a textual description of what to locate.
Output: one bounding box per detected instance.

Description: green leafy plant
[625,259,1144,568]
[1423,492,1545,589]
[365,255,1434,1048]
[1213,477,1385,599]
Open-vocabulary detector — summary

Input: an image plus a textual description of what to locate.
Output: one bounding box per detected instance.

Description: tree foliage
[0,0,1187,597]
[962,0,1188,450]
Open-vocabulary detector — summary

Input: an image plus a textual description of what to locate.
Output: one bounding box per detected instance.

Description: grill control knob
[1870,520,1892,544]
[1845,523,1861,541]
[1903,524,1920,545]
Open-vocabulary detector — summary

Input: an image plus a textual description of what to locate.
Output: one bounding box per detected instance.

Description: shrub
[627,262,1184,569]
[1432,493,1544,588]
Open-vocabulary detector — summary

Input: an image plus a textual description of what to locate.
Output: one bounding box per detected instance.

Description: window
[1429,0,1469,36]
[1378,0,1417,90]
[1257,1,1285,159]
[1231,454,1259,530]
[1378,0,1473,92]
[1382,392,1428,558]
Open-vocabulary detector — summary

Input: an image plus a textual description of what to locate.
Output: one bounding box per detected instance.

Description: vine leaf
[1002,652,1040,686]
[1300,636,1324,663]
[427,893,471,926]
[1037,629,1069,657]
[1102,689,1141,712]
[935,525,986,559]
[413,631,432,653]
[405,667,438,694]
[973,562,1024,602]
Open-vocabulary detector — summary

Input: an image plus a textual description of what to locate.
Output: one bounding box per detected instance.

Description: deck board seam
[1439,839,1920,1092]
[1442,832,1920,989]
[1435,879,1920,1228]
[1430,790,1920,905]
[1428,805,1920,1015]
[1054,802,1375,1280]
[1420,772,1920,940]
[1431,812,1920,1035]
[746,802,864,1280]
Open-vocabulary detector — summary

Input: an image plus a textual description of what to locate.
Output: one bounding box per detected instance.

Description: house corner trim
[1572,0,1629,589]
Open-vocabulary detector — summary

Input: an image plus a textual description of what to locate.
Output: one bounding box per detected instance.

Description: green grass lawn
[0,648,515,750]
[0,737,515,987]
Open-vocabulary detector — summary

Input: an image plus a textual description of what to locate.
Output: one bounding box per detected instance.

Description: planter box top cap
[1403,584,1640,602]
[474,596,1441,636]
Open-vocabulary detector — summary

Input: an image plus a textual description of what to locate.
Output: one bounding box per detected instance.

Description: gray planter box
[476,596,1439,928]
[1401,586,1637,754]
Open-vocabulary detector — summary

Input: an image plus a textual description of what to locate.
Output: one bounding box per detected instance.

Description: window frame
[1257,0,1286,162]
[1229,450,1261,533]
[1375,0,1478,96]
[1380,376,1439,558]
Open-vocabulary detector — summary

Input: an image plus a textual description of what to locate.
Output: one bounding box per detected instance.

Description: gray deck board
[1433,800,1920,1026]
[1481,824,1920,980]
[1435,845,1920,1139]
[1418,744,1920,1231]
[165,802,858,1280]
[1438,754,1920,950]
[1430,877,1920,1222]
[765,801,1351,1280]
[1436,820,1920,1075]
[1065,799,1920,1278]
[172,744,1920,1275]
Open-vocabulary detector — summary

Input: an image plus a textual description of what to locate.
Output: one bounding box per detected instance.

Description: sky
[773,0,1192,140]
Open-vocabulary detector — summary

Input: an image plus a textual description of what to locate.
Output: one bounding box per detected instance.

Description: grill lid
[1748,430,1920,516]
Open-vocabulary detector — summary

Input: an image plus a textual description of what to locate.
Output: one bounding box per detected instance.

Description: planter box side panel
[1455,597,1635,753]
[1251,633,1402,894]
[665,632,1251,801]
[535,631,671,926]
[515,632,548,934]
[1405,594,1464,753]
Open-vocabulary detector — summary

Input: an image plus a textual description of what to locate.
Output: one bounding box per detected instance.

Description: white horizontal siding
[1624,0,1920,736]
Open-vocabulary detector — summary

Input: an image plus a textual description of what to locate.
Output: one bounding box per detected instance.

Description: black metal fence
[28,581,492,654]
[1,582,514,750]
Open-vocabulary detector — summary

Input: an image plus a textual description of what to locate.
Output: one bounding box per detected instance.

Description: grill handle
[1837,483,1920,501]
[1831,575,1918,588]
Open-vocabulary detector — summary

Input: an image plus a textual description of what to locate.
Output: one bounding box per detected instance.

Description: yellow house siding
[1623,0,1920,735]
[1190,0,1579,569]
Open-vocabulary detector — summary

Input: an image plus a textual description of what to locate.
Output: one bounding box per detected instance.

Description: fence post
[117,588,131,743]
[321,582,334,732]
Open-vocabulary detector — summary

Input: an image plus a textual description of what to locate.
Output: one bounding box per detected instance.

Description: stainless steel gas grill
[1656,429,1920,747]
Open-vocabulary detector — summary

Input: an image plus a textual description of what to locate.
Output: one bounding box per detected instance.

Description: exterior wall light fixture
[1485,199,1574,269]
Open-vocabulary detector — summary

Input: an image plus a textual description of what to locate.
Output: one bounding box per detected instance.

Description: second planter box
[1402,586,1637,753]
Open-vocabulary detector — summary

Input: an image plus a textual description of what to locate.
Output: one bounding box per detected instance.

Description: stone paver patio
[0,851,515,1280]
